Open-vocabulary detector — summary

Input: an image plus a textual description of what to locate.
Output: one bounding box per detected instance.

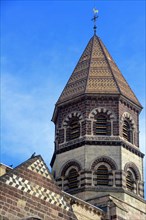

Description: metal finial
[92,8,99,35]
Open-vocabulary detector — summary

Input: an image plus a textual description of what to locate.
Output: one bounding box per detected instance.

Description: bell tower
[50,34,145,218]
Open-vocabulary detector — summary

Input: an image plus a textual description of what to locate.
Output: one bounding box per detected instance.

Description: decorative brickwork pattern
[120,112,135,129]
[5,173,70,211]
[119,100,139,146]
[91,156,117,170]
[0,156,105,220]
[89,107,116,120]
[50,33,145,220]
[0,156,78,220]
[63,111,83,127]
[124,162,141,180]
[60,160,82,177]
[27,159,51,180]
[98,38,141,107]
[57,35,141,107]
[87,78,117,93]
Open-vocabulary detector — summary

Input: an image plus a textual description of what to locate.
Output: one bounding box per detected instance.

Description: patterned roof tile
[57,35,141,107]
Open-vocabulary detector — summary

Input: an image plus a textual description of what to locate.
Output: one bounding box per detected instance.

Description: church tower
[50,33,145,218]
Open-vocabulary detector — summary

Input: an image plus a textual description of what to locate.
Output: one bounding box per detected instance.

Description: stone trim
[120,112,135,129]
[63,191,104,216]
[89,107,116,120]
[124,162,141,181]
[50,137,144,167]
[57,135,142,155]
[91,156,118,170]
[65,186,125,195]
[63,111,83,127]
[60,160,82,177]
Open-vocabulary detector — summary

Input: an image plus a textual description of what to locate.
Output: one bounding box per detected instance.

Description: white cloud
[1,72,55,167]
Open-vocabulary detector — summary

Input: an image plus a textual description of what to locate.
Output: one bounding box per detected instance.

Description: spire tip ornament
[92,8,99,35]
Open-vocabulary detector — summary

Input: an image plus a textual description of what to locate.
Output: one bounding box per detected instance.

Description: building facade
[0,28,145,220]
[0,156,104,220]
[51,34,146,219]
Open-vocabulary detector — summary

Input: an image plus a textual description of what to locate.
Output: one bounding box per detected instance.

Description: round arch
[89,107,116,120]
[120,112,135,129]
[124,162,141,180]
[60,160,82,177]
[63,111,83,127]
[91,156,118,171]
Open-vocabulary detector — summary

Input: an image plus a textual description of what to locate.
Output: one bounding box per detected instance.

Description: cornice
[50,136,144,167]
[52,93,142,123]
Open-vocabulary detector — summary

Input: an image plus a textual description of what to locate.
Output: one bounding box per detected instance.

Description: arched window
[124,163,141,195]
[69,117,80,140]
[126,170,135,192]
[68,168,79,189]
[123,119,133,143]
[96,114,109,135]
[97,165,109,185]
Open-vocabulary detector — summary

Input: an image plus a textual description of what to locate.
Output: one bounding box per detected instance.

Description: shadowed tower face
[50,34,144,205]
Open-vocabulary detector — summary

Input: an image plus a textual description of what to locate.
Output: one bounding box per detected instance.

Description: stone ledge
[50,136,144,167]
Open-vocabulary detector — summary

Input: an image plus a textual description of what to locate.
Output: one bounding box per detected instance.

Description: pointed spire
[56,35,141,108]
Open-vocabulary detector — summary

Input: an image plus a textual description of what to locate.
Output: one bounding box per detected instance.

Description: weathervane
[92,8,99,35]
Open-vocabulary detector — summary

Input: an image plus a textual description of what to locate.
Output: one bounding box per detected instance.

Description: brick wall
[119,99,140,147]
[0,156,77,220]
[0,156,104,220]
[55,96,120,149]
[0,182,76,220]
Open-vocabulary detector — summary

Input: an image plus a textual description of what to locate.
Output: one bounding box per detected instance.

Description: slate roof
[57,35,141,107]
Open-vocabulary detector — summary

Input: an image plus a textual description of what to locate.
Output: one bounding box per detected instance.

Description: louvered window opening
[123,120,131,142]
[96,115,107,135]
[126,171,134,191]
[68,168,79,189]
[97,165,109,185]
[69,120,80,140]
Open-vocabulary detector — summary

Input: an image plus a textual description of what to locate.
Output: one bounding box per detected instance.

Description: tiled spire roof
[57,35,141,107]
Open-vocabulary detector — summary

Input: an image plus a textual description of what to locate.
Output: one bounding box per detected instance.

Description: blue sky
[1,0,146,194]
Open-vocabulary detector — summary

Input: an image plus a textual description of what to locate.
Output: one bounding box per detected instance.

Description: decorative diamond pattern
[57,35,141,107]
[5,174,70,211]
[27,159,51,179]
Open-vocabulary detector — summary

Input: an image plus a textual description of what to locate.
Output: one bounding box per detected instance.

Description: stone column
[91,120,94,135]
[136,180,139,195]
[112,170,116,187]
[111,119,113,136]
